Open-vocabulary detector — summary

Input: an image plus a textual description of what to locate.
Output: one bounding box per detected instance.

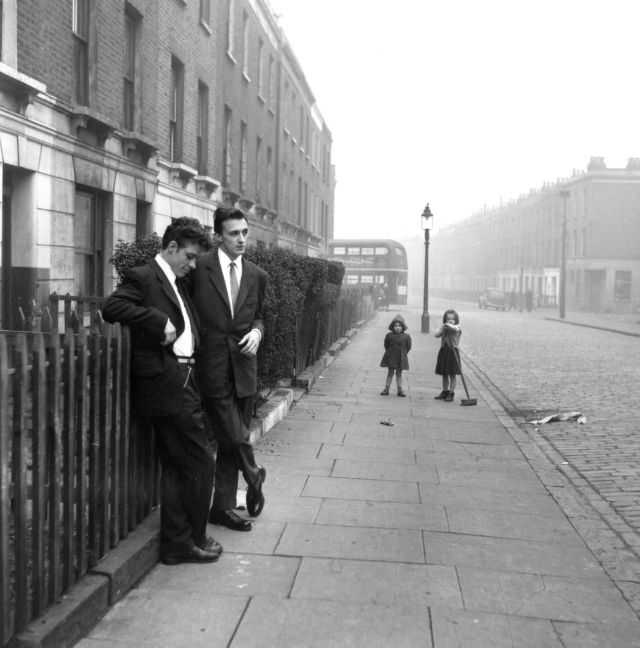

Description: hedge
[110,236,367,391]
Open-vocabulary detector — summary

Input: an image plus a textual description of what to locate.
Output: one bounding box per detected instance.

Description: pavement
[17,307,640,647]
[545,309,640,337]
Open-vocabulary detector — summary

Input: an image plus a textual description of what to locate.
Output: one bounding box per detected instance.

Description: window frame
[197,80,210,175]
[169,56,185,162]
[72,0,89,105]
[123,4,139,131]
[239,120,248,193]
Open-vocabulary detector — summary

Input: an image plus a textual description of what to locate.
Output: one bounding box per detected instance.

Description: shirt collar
[218,247,242,267]
[155,253,176,284]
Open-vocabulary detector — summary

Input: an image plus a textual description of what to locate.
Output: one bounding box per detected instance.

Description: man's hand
[238,329,261,356]
[162,318,177,346]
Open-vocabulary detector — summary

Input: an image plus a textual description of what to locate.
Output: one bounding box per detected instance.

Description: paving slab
[231,596,432,648]
[206,519,284,555]
[291,557,462,607]
[141,553,299,598]
[430,606,564,648]
[458,566,638,623]
[332,458,439,483]
[343,431,435,450]
[552,620,640,647]
[276,522,424,562]
[416,423,516,445]
[258,438,322,458]
[418,482,561,516]
[303,475,420,503]
[258,454,333,477]
[319,442,418,464]
[424,530,604,578]
[429,439,525,459]
[415,406,498,423]
[432,454,531,471]
[315,498,448,532]
[251,493,322,523]
[436,466,548,493]
[267,429,345,445]
[285,405,353,423]
[332,419,418,436]
[75,588,246,648]
[445,505,581,544]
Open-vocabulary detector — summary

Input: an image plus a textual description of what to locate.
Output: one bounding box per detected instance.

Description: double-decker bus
[328,239,408,305]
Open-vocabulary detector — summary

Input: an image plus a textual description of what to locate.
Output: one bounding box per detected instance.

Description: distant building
[0,0,335,329]
[430,158,640,313]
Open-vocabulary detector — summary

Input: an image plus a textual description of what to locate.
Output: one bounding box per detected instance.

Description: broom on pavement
[454,348,477,406]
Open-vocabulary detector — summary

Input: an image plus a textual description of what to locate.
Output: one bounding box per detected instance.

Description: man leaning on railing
[101,217,222,566]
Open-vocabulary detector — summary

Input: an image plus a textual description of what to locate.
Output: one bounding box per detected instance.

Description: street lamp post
[559,189,570,319]
[421,204,434,333]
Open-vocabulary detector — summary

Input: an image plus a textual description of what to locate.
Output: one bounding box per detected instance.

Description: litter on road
[530,411,587,425]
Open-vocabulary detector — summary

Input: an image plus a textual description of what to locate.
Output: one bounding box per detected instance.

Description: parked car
[478,288,507,310]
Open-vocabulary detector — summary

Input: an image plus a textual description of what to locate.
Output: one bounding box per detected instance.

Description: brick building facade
[430,158,640,314]
[0,0,335,328]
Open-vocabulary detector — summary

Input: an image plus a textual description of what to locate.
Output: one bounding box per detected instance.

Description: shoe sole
[208,515,252,531]
[247,468,266,517]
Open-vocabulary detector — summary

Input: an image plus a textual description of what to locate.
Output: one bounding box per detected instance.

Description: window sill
[0,62,46,113]
[194,175,219,197]
[158,159,198,188]
[122,131,158,163]
[70,105,119,146]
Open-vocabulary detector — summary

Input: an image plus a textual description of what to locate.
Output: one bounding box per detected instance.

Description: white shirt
[155,253,194,357]
[217,248,262,344]
[218,248,243,318]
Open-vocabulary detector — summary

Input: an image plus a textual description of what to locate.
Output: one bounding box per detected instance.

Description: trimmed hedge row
[110,237,367,391]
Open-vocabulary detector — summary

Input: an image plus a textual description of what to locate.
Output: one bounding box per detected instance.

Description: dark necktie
[229,261,239,309]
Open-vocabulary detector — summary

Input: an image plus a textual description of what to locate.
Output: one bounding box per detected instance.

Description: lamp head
[421,203,434,230]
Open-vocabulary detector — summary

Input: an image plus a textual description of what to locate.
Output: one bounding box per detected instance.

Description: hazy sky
[271,0,640,240]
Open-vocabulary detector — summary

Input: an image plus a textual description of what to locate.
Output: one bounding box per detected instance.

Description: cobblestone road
[430,297,640,604]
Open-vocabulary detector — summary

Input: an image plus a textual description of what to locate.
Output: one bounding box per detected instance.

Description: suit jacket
[190,250,268,399]
[102,260,200,417]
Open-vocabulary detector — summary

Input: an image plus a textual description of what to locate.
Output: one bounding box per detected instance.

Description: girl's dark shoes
[435,390,448,400]
[445,391,455,402]
[380,387,390,395]
[397,390,406,397]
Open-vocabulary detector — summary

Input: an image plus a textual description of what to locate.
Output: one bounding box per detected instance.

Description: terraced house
[0,0,335,329]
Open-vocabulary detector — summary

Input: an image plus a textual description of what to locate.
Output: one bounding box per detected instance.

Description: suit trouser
[152,367,214,553]
[204,393,261,511]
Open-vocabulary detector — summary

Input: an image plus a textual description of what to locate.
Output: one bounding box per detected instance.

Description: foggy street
[431,297,640,605]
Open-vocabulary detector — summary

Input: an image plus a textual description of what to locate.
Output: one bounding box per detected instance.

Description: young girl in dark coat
[434,309,461,402]
[380,314,412,397]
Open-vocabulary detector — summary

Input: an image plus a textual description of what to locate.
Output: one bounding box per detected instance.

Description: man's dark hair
[213,207,248,235]
[162,217,211,250]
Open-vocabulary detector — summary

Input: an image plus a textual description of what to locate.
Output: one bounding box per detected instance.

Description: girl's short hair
[442,309,460,324]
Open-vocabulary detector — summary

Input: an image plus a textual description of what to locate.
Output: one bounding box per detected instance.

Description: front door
[587,270,606,311]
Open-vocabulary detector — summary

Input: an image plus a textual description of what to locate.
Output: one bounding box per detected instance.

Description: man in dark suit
[102,217,222,565]
[190,207,268,532]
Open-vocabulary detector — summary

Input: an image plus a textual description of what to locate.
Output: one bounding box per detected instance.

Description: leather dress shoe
[246,466,266,517]
[160,544,220,565]
[208,508,252,531]
[197,536,223,554]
